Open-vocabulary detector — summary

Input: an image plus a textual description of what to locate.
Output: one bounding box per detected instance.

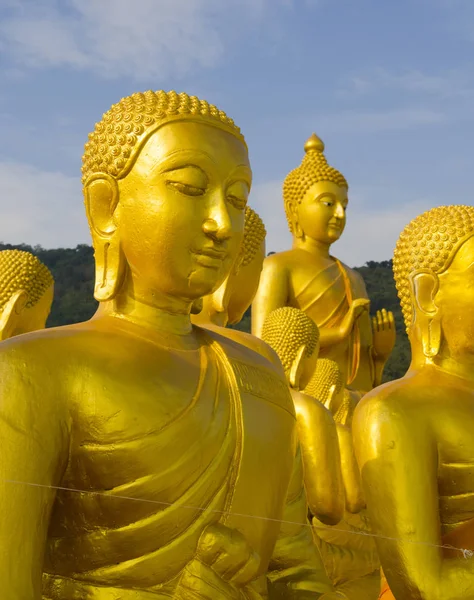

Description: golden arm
[0,343,69,598]
[353,395,474,600]
[267,442,347,599]
[335,425,365,514]
[292,390,345,525]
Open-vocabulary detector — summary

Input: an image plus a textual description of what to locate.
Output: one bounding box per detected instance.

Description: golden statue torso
[399,371,474,535]
[267,249,374,392]
[1,318,297,599]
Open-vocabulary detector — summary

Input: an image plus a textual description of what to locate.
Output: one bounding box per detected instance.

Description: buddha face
[436,235,474,356]
[296,181,348,244]
[115,122,251,302]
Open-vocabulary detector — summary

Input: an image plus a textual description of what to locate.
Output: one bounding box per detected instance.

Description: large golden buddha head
[193,206,266,326]
[393,205,474,360]
[82,91,251,308]
[283,134,348,245]
[0,249,54,340]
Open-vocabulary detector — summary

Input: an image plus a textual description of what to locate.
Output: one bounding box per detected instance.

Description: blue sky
[0,0,473,266]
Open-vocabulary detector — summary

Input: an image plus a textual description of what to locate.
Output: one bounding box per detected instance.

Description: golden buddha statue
[0,249,54,340]
[0,90,347,599]
[192,205,266,328]
[251,133,395,395]
[261,307,345,526]
[303,359,378,597]
[260,310,377,597]
[354,205,474,600]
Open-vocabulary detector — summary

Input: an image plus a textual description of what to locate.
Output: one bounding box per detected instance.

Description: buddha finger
[377,310,383,329]
[197,523,252,578]
[372,316,378,333]
[229,550,261,585]
[211,534,254,579]
[388,310,395,328]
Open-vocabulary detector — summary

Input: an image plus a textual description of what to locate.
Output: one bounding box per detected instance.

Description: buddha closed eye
[164,166,208,197]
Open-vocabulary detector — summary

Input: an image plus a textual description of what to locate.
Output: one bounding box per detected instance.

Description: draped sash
[294,258,360,385]
[43,336,248,598]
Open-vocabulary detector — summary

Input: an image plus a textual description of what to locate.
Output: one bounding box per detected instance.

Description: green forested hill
[0,243,410,381]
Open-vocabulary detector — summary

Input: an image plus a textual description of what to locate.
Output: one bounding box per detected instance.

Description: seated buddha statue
[260,307,345,526]
[0,249,54,340]
[305,359,364,514]
[251,133,395,395]
[0,90,348,600]
[261,310,377,597]
[305,360,379,598]
[354,205,474,600]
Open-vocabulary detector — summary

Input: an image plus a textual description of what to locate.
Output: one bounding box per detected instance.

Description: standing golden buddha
[354,205,474,600]
[0,249,54,340]
[0,91,347,600]
[251,133,395,394]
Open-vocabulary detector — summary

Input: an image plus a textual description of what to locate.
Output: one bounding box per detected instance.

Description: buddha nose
[203,197,232,241]
[335,204,345,219]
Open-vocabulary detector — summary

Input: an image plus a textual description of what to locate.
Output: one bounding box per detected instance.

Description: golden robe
[292,258,374,393]
[0,325,333,599]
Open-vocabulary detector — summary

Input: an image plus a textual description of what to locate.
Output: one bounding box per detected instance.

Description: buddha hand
[176,523,260,599]
[371,309,396,361]
[341,298,370,338]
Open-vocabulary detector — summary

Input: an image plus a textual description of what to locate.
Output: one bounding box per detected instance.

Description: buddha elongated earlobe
[84,174,125,302]
[289,345,306,390]
[94,239,125,302]
[294,219,304,240]
[422,317,442,358]
[0,290,28,341]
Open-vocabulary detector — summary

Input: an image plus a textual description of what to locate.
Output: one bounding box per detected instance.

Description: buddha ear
[288,201,303,239]
[0,290,28,341]
[410,270,439,317]
[323,383,339,412]
[289,345,306,389]
[83,173,125,302]
[83,173,120,237]
[410,270,441,358]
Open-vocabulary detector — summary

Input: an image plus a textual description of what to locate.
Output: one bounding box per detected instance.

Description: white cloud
[0,0,293,80]
[250,179,443,267]
[0,162,88,248]
[318,108,445,134]
[339,67,474,99]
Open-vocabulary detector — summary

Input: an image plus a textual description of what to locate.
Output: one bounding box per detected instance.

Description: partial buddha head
[393,205,474,361]
[304,358,344,416]
[261,307,320,389]
[82,91,251,310]
[283,133,348,246]
[0,250,54,340]
[193,206,266,327]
